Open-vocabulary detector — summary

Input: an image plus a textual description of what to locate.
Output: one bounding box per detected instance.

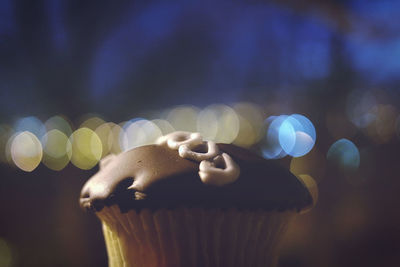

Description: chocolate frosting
[80,143,312,213]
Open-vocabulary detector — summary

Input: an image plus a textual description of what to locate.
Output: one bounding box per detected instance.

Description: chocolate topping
[80,143,312,212]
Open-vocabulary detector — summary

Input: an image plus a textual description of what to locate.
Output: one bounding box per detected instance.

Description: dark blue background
[1,0,399,122]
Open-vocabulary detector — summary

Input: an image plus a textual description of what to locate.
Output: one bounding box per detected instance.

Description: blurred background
[1,0,400,266]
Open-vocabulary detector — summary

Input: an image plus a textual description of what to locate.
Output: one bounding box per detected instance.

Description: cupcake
[80,131,317,267]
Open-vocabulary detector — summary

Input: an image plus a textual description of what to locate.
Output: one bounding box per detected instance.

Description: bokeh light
[0,238,13,267]
[11,131,43,172]
[121,119,162,151]
[327,138,360,172]
[346,89,399,144]
[198,104,240,144]
[69,128,102,170]
[94,122,125,156]
[365,104,397,144]
[44,115,73,136]
[151,119,175,135]
[261,114,316,159]
[0,124,14,164]
[288,131,315,157]
[261,115,288,159]
[109,123,125,154]
[5,133,19,167]
[346,89,377,128]
[166,105,200,132]
[41,129,72,171]
[214,105,240,144]
[279,114,316,157]
[232,102,264,147]
[197,106,219,141]
[94,122,114,158]
[79,115,106,131]
[121,118,145,133]
[14,116,46,139]
[233,114,257,147]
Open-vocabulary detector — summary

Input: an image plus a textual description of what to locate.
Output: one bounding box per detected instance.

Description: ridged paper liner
[97,206,295,267]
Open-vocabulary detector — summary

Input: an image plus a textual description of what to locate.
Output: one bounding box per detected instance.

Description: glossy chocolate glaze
[80,143,312,212]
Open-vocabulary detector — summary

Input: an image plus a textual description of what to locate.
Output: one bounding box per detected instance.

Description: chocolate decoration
[80,143,312,212]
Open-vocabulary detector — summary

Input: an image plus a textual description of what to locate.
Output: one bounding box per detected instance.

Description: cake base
[97,205,295,267]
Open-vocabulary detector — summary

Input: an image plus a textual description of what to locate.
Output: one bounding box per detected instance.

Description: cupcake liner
[97,206,295,267]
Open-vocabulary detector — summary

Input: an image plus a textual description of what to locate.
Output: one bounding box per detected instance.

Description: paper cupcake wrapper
[97,206,295,267]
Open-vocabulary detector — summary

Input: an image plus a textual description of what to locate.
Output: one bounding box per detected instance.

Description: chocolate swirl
[157,131,240,186]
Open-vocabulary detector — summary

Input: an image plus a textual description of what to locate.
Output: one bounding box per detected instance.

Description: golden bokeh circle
[69,128,102,170]
[41,129,72,171]
[11,131,43,172]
